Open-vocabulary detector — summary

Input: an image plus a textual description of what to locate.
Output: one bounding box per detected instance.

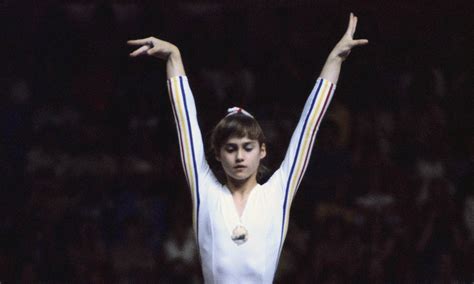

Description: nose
[236,149,244,162]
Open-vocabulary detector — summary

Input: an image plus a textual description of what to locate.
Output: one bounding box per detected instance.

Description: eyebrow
[224,141,257,147]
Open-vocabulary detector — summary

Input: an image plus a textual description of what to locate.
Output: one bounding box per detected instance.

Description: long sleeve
[167,75,215,234]
[278,78,336,200]
[267,78,336,248]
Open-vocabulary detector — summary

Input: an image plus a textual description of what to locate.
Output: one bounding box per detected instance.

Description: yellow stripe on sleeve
[171,77,197,199]
[287,80,331,202]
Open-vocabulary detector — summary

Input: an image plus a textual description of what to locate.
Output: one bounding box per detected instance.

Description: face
[217,136,266,182]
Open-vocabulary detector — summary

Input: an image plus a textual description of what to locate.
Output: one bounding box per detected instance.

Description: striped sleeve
[167,76,213,233]
[270,78,336,249]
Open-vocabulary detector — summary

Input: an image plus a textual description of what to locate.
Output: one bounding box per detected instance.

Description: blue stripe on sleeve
[168,80,190,186]
[179,77,201,242]
[279,79,323,246]
[294,83,334,190]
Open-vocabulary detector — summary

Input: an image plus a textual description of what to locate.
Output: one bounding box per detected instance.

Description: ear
[259,143,267,159]
[215,151,221,162]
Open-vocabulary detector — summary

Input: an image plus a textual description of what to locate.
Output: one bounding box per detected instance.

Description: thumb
[353,39,369,46]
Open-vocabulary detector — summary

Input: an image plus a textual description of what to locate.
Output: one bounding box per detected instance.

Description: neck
[226,175,258,197]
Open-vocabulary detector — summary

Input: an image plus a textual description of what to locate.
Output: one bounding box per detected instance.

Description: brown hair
[210,113,268,181]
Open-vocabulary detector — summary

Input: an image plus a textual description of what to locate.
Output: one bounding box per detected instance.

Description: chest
[209,187,281,247]
[233,196,248,218]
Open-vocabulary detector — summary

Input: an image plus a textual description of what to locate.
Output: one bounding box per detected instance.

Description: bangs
[219,115,261,140]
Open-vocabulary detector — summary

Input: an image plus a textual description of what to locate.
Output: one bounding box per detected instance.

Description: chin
[226,171,251,181]
[230,174,251,181]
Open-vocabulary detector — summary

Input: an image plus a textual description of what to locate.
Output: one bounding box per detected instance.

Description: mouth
[234,165,247,170]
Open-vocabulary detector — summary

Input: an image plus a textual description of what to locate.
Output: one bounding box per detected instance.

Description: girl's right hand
[127,37,179,60]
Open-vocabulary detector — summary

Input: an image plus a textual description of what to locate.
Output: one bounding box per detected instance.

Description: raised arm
[128,38,215,226]
[128,37,186,78]
[319,13,368,84]
[270,14,368,237]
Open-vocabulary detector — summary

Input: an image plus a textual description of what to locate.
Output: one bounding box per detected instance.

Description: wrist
[168,46,181,60]
[326,53,344,65]
[166,47,186,78]
[319,53,343,85]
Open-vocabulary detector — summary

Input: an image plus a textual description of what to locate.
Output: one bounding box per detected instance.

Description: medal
[231,225,248,245]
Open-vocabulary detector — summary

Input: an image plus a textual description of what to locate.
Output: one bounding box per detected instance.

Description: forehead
[224,136,259,145]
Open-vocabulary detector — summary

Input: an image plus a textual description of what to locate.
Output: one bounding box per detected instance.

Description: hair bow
[226,107,254,118]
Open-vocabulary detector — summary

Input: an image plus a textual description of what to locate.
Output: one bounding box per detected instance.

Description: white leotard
[167,76,335,283]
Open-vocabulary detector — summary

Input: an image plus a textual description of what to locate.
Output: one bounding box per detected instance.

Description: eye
[244,144,255,151]
[224,145,236,153]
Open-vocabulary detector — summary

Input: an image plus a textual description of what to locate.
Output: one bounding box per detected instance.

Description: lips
[234,165,247,169]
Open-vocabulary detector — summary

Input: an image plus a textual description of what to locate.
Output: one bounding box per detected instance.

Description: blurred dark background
[1,0,472,283]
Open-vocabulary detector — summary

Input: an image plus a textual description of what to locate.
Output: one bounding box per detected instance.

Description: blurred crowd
[1,1,472,283]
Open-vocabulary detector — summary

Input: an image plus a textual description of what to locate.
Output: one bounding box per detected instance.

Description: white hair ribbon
[226,107,254,118]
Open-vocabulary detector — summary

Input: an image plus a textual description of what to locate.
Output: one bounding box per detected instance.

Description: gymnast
[128,12,368,283]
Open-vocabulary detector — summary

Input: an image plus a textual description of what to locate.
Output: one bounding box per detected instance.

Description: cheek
[219,153,233,168]
[249,152,262,167]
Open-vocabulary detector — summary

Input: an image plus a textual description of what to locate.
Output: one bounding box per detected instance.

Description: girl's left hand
[330,13,369,61]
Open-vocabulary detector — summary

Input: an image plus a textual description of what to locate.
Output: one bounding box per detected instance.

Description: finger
[345,13,353,35]
[146,47,167,59]
[352,39,369,46]
[146,47,160,56]
[129,45,150,57]
[127,38,152,46]
[351,16,358,37]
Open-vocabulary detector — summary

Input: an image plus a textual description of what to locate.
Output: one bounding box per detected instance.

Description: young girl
[128,13,367,283]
